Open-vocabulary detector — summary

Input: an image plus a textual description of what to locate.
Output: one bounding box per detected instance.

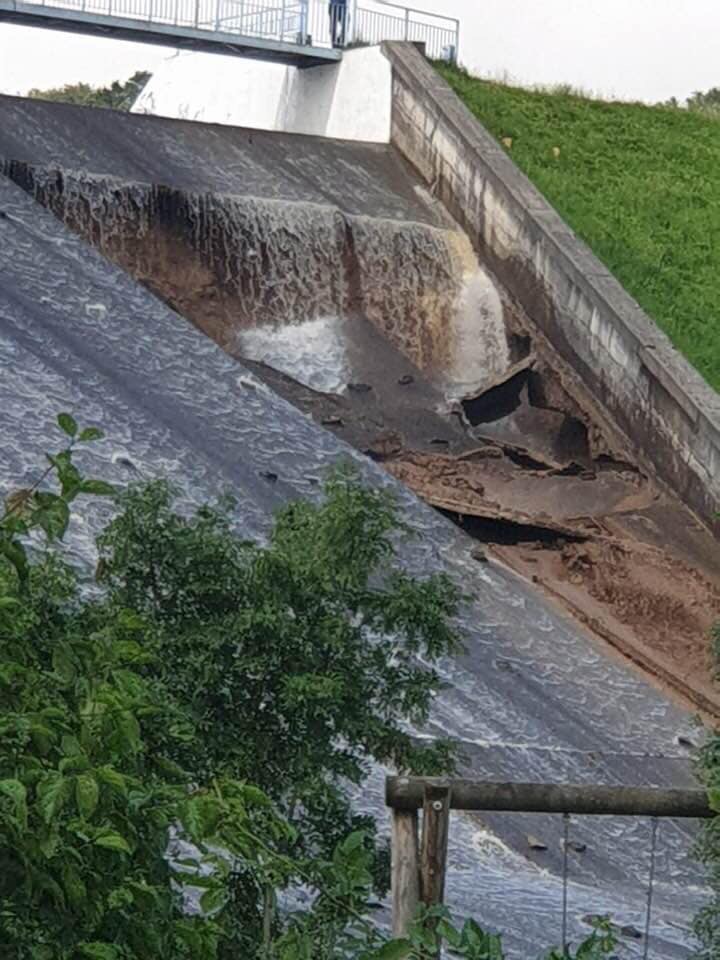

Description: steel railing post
[214,0,220,30]
[403,6,408,40]
[349,0,357,43]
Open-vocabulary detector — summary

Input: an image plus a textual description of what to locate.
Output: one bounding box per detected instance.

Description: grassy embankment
[436,64,720,393]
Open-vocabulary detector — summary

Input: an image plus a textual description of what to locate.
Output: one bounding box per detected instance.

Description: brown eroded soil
[386,445,720,713]
[248,347,720,715]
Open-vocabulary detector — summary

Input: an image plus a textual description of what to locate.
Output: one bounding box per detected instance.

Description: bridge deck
[0,0,342,66]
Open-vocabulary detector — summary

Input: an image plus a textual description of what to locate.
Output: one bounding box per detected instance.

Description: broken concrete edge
[420,490,589,541]
[458,351,535,404]
[382,41,720,533]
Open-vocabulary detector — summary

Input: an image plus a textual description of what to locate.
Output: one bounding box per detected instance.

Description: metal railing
[9,0,459,57]
[354,0,458,60]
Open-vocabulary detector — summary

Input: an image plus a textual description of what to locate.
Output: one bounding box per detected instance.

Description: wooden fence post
[420,783,451,907]
[420,783,451,956]
[391,808,420,937]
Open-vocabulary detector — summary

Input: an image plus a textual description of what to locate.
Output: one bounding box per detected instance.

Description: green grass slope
[436,64,720,392]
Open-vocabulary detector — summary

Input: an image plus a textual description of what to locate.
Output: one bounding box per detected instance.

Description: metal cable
[562,812,570,955]
[643,817,659,960]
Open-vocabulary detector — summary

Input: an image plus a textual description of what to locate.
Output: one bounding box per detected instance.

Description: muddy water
[5,164,509,399]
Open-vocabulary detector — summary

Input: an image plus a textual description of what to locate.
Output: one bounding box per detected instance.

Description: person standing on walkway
[329,0,348,47]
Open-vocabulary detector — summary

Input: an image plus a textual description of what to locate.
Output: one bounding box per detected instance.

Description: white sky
[1,0,719,103]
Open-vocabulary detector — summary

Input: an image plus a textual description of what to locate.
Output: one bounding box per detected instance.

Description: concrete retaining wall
[384,41,720,528]
[132,45,392,143]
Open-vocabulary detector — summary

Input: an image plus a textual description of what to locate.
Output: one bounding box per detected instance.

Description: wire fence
[11,0,459,58]
[387,778,710,953]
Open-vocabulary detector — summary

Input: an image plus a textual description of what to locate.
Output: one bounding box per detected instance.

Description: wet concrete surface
[0,159,709,959]
[0,94,445,224]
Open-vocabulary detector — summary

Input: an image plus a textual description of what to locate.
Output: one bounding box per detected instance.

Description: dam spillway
[0,92,711,957]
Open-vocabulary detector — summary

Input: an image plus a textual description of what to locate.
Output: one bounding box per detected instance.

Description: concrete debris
[365,431,403,461]
[527,835,548,851]
[565,840,587,854]
[460,353,536,406]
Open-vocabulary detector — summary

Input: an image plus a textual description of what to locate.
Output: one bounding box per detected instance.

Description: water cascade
[4,161,509,396]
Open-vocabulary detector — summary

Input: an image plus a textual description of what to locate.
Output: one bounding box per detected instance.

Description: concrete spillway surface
[0,98,707,957]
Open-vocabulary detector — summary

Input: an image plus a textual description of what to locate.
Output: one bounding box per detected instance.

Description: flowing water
[6,163,509,399]
[0,97,707,958]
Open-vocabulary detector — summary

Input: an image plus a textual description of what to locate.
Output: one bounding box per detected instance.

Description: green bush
[27,73,151,111]
[0,415,622,958]
[0,418,461,957]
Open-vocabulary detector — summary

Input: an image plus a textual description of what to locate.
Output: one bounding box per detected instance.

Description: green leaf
[75,773,99,819]
[115,710,141,754]
[77,944,119,960]
[181,794,221,842]
[79,427,105,442]
[709,787,720,813]
[38,825,60,859]
[0,537,29,582]
[53,647,76,684]
[45,451,83,499]
[81,480,117,497]
[373,941,413,960]
[62,863,87,908]
[96,766,128,798]
[0,661,25,686]
[199,885,227,915]
[94,832,131,854]
[61,734,83,757]
[153,756,189,781]
[57,412,78,437]
[34,494,71,542]
[0,779,28,829]
[37,772,69,824]
[30,946,54,960]
[59,755,91,775]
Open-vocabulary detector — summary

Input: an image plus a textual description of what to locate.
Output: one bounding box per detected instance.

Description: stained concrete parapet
[383,41,720,529]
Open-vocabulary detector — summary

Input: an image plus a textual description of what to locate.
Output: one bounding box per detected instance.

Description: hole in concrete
[461,360,592,469]
[553,415,591,464]
[499,445,554,472]
[507,330,532,364]
[439,508,586,547]
[461,368,529,425]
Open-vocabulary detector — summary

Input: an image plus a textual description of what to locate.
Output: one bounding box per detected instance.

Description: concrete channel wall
[383,42,720,529]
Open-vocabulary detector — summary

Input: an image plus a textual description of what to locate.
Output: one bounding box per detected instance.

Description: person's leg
[338,2,346,45]
[329,1,339,45]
